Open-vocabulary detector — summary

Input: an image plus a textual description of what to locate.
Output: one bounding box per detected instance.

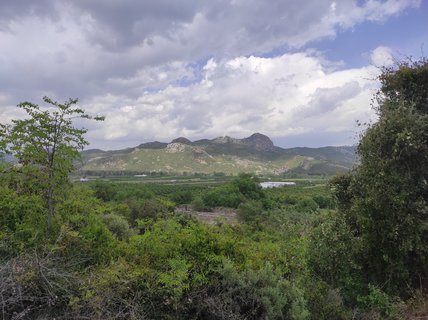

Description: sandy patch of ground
[175,205,237,225]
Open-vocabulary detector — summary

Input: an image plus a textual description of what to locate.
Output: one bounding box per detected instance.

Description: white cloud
[371,46,394,66]
[0,0,421,148]
[81,52,380,148]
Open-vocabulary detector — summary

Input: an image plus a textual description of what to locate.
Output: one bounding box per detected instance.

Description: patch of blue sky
[254,2,426,69]
[312,2,427,68]
[141,86,165,94]
[257,44,295,59]
[173,57,212,87]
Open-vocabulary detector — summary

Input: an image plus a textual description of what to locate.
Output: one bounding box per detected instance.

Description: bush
[188,260,309,320]
[356,285,406,320]
[295,197,319,213]
[126,198,170,224]
[312,195,333,209]
[202,184,243,208]
[102,213,134,240]
[329,59,428,297]
[303,279,349,320]
[236,200,264,223]
[307,211,362,302]
[232,173,265,200]
[0,187,48,257]
[191,196,206,211]
[171,190,194,204]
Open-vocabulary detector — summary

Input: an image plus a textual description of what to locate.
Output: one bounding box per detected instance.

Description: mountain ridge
[81,133,357,175]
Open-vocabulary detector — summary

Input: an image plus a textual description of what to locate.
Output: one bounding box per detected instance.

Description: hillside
[80,133,357,175]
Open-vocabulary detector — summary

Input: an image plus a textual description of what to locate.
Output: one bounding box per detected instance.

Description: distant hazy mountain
[80,133,357,175]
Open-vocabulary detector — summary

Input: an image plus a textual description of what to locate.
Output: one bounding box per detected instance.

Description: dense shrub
[295,197,319,213]
[189,260,309,320]
[236,200,264,223]
[102,213,134,240]
[328,59,428,297]
[202,184,243,208]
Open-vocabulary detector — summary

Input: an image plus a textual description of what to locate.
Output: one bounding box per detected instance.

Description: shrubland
[0,59,427,319]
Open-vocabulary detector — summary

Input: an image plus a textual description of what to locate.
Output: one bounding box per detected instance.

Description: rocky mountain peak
[242,133,274,151]
[171,137,191,144]
[212,136,239,144]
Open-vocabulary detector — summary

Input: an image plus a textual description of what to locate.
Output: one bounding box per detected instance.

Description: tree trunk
[46,170,54,234]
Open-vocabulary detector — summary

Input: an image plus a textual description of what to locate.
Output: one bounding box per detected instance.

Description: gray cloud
[299,81,362,118]
[0,0,57,27]
[0,0,421,148]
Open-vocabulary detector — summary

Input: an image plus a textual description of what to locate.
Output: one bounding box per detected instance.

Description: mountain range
[80,133,357,175]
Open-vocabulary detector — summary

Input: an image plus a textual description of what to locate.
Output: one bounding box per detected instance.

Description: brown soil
[175,205,237,225]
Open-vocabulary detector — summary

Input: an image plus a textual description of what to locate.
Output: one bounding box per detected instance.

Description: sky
[0,0,427,150]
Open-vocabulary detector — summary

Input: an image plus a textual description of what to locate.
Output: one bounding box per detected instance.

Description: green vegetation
[0,59,427,319]
[79,136,356,176]
[0,97,104,230]
[311,58,428,299]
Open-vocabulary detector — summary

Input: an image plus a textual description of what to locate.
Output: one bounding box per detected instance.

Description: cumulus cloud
[81,51,380,148]
[0,0,421,148]
[370,46,394,66]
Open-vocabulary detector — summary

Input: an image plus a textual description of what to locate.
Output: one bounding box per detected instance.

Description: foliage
[2,65,427,318]
[202,183,243,208]
[356,285,406,319]
[189,260,309,320]
[101,213,134,240]
[236,200,264,223]
[303,280,349,320]
[90,180,155,202]
[191,196,207,211]
[313,58,428,303]
[295,197,319,213]
[232,173,264,200]
[0,97,103,228]
[312,194,333,209]
[308,210,362,302]
[0,186,47,258]
[171,189,194,204]
[200,174,265,209]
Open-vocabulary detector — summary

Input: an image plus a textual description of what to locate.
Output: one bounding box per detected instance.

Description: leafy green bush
[236,200,264,223]
[101,213,134,240]
[171,190,194,204]
[125,198,171,223]
[90,180,155,202]
[307,211,362,302]
[303,279,349,320]
[191,196,206,211]
[295,197,319,213]
[189,260,309,320]
[312,195,333,209]
[328,59,428,297]
[0,186,48,257]
[356,285,406,320]
[202,184,243,208]
[232,173,265,200]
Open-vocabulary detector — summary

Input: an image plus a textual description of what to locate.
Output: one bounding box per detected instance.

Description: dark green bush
[202,184,243,208]
[236,200,264,223]
[189,260,309,320]
[295,197,319,213]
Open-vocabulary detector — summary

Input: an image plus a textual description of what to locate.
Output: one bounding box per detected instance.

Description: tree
[329,58,428,296]
[0,96,104,229]
[232,173,264,201]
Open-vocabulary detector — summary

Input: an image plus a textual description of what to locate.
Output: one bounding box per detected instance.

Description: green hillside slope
[80,133,357,175]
